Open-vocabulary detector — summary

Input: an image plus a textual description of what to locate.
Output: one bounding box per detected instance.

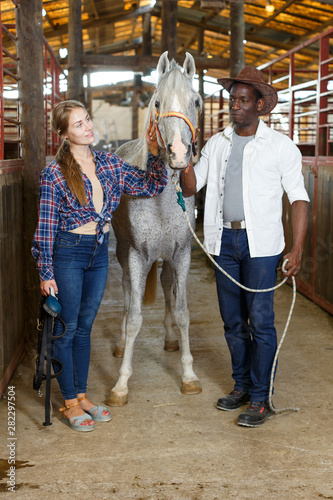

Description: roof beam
[246,0,297,36]
[169,6,314,54]
[84,38,143,56]
[43,5,154,39]
[81,54,229,72]
[43,3,319,59]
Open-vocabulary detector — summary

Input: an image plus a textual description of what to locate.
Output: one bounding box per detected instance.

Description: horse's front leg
[106,253,147,406]
[172,253,202,395]
[113,270,130,358]
[160,260,179,352]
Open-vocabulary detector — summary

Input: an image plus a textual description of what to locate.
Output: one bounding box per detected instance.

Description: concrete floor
[0,228,333,499]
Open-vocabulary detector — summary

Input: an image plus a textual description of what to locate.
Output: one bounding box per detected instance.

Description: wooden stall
[0,2,25,395]
[0,160,24,396]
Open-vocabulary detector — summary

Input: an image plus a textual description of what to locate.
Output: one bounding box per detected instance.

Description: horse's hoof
[113,346,124,358]
[164,340,180,352]
[105,391,128,407]
[181,380,202,395]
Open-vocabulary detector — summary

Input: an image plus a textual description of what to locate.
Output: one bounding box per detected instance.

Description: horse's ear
[157,51,170,82]
[183,52,196,81]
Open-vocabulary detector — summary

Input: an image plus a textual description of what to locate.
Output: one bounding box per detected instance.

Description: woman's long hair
[51,100,88,206]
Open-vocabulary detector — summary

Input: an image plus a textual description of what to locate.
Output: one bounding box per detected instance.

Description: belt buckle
[231,220,242,230]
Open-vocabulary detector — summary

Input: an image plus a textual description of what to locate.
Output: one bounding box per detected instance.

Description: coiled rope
[172,176,300,415]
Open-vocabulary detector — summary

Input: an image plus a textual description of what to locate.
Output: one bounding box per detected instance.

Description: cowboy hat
[218,66,278,115]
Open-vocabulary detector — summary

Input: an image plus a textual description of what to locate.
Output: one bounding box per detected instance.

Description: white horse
[106,52,202,406]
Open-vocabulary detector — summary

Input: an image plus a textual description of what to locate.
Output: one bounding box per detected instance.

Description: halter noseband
[151,106,198,169]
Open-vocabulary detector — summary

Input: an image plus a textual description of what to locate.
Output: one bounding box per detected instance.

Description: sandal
[59,402,95,432]
[78,396,112,422]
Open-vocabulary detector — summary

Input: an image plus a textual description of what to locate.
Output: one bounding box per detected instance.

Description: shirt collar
[255,118,270,139]
[89,146,102,172]
[89,145,97,159]
[223,118,269,140]
[223,123,234,139]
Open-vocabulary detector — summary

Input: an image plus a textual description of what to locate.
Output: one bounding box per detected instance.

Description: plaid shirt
[32,147,167,281]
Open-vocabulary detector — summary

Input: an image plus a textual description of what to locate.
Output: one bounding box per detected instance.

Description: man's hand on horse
[146,125,159,156]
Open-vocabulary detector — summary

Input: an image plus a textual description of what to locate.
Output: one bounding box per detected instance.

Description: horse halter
[152,106,198,166]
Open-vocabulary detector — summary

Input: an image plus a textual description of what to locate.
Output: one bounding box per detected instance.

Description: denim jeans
[52,230,109,399]
[214,228,281,402]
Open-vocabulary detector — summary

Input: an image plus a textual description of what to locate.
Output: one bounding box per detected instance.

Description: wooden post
[85,71,93,117]
[132,74,142,140]
[196,30,205,224]
[142,13,152,57]
[198,30,205,155]
[67,0,83,100]
[16,0,45,342]
[229,0,245,77]
[161,0,178,60]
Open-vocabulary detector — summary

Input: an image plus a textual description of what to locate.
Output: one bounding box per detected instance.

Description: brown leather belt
[223,220,246,229]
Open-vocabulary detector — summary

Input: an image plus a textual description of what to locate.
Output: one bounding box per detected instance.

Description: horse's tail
[143,261,158,305]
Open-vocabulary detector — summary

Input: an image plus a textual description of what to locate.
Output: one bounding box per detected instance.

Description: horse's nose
[166,144,174,156]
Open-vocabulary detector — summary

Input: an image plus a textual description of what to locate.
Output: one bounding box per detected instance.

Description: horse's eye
[195,99,200,108]
[155,100,160,109]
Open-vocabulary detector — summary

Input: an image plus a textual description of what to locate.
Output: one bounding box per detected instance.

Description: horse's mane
[115,58,195,171]
[114,95,156,171]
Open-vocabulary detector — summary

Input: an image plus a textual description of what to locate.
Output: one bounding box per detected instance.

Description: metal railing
[0,3,66,160]
[259,27,333,157]
[43,38,66,157]
[204,27,333,158]
[0,4,20,160]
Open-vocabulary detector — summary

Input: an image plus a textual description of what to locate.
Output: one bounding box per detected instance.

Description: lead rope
[172,177,300,415]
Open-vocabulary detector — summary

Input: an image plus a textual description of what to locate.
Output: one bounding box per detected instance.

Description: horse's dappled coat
[106,52,202,406]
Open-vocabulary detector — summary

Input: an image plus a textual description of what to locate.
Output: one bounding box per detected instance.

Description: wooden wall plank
[0,167,24,395]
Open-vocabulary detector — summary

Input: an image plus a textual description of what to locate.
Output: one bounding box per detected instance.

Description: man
[180,66,309,427]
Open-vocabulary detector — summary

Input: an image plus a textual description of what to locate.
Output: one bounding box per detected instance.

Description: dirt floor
[0,227,333,499]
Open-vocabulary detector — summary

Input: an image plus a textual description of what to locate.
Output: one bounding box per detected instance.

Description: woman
[32,100,167,432]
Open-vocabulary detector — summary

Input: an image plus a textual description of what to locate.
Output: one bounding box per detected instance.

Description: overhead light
[265,0,275,13]
[243,39,247,44]
[207,53,213,59]
[42,8,47,16]
[59,48,68,59]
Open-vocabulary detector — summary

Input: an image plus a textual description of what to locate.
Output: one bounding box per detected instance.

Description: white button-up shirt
[194,119,310,257]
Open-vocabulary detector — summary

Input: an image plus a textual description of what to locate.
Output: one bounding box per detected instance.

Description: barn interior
[0,1,332,498]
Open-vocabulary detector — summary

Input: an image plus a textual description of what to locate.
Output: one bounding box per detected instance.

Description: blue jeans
[214,229,281,402]
[52,230,109,399]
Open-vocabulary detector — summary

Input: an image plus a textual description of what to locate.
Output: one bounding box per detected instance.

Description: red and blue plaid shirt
[32,147,167,281]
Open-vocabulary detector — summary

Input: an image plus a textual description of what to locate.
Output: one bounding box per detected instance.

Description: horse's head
[151,51,202,170]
